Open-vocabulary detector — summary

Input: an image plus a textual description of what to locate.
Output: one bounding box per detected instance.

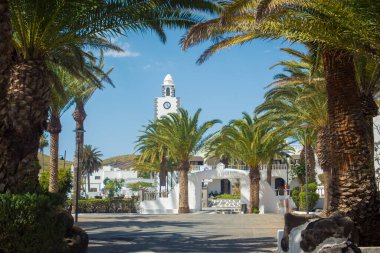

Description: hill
[102,154,139,170]
[38,153,73,171]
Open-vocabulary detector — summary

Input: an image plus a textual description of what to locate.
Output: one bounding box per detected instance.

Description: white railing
[141,191,169,201]
[227,164,289,171]
[317,186,325,197]
[274,189,292,196]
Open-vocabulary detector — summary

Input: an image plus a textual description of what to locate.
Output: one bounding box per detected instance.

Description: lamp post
[300,123,310,214]
[285,157,290,213]
[73,128,85,223]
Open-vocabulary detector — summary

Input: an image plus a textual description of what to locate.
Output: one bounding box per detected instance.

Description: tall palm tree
[47,68,76,193]
[71,53,113,214]
[82,144,103,193]
[39,132,49,170]
[0,0,219,194]
[182,3,380,241]
[216,113,289,212]
[136,108,220,213]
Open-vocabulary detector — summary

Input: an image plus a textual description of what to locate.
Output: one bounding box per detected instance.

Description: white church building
[140,74,325,214]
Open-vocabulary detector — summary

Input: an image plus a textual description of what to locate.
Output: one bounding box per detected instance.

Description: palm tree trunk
[0,0,12,98]
[48,114,61,193]
[267,158,273,185]
[178,160,190,213]
[316,127,333,213]
[249,166,260,213]
[72,102,86,214]
[87,173,91,193]
[323,49,379,245]
[300,145,316,183]
[0,59,49,193]
[159,156,167,188]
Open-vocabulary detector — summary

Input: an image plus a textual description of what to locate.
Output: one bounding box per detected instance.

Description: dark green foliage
[251,207,260,214]
[293,183,319,211]
[289,163,305,180]
[291,187,300,208]
[137,171,151,179]
[0,193,66,253]
[39,168,73,196]
[213,194,240,199]
[127,181,153,192]
[70,198,138,213]
[103,178,125,198]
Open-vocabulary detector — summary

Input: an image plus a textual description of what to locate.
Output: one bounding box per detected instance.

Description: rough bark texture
[0,59,49,193]
[178,160,190,213]
[48,114,62,193]
[72,102,86,215]
[316,127,334,213]
[0,0,12,98]
[300,145,316,183]
[249,166,260,213]
[323,49,379,246]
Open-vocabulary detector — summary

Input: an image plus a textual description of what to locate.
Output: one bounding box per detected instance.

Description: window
[166,87,170,96]
[89,188,97,192]
[95,176,100,180]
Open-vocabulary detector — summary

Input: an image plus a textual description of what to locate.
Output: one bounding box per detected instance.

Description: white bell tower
[155,74,180,119]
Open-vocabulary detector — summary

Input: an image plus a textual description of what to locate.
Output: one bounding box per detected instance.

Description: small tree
[103,178,125,199]
[127,182,153,193]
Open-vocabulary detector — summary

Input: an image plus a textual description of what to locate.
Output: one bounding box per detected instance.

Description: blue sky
[57,29,304,160]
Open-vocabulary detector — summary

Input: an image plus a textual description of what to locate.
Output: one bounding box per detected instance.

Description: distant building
[155,74,180,119]
[82,165,153,198]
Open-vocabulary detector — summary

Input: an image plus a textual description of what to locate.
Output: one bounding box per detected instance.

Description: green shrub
[291,187,300,208]
[214,194,240,199]
[103,178,125,198]
[127,181,153,192]
[0,193,66,253]
[68,198,138,213]
[299,192,320,211]
[301,182,318,192]
[39,168,73,196]
[251,207,260,214]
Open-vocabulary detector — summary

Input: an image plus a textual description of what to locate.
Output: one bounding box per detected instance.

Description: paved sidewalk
[79,213,284,253]
[78,213,284,253]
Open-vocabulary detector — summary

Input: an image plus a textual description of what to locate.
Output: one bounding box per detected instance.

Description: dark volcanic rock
[281,212,319,252]
[300,212,357,252]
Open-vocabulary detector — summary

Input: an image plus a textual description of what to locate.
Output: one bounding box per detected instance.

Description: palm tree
[182,2,380,240]
[136,108,220,213]
[71,53,113,214]
[215,113,289,212]
[47,68,76,193]
[0,0,219,194]
[82,144,103,193]
[39,132,49,170]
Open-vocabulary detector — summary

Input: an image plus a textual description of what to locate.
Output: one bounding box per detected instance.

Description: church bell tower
[155,74,180,119]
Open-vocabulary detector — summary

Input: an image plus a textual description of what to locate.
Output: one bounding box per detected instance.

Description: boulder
[63,226,89,253]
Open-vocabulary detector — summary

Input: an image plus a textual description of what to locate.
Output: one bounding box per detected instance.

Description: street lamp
[73,128,85,223]
[300,123,310,214]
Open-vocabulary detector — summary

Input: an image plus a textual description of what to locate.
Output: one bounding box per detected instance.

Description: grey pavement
[78,212,284,253]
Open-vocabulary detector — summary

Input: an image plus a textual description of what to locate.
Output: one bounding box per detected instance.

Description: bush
[68,198,138,213]
[0,193,67,253]
[39,168,73,196]
[299,192,320,211]
[251,207,260,214]
[291,187,300,208]
[213,194,241,199]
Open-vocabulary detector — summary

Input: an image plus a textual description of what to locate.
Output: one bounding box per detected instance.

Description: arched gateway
[141,163,287,214]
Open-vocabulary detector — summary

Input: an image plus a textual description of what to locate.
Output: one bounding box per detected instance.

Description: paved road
[79,213,284,253]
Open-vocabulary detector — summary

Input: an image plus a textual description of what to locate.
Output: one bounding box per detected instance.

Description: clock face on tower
[163,101,171,109]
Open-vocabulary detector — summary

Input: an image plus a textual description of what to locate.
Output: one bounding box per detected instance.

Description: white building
[83,165,153,198]
[155,74,180,119]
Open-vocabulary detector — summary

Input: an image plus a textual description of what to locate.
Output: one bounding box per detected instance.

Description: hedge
[0,193,67,253]
[213,194,241,199]
[67,197,138,213]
